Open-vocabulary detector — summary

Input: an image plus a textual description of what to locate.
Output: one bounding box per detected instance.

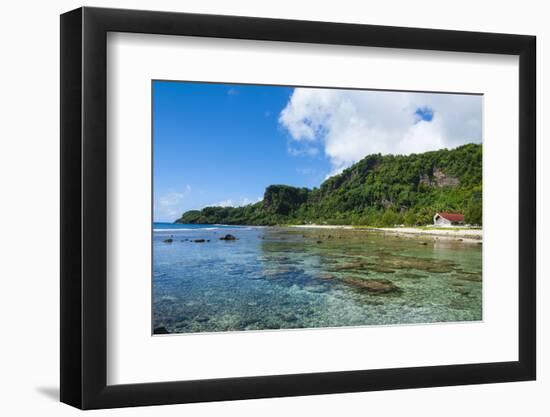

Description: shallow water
[153,224,482,334]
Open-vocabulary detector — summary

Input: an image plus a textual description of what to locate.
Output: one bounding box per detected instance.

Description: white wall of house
[433,214,452,226]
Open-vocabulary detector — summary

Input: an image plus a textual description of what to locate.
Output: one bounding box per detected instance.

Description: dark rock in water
[220,234,237,241]
[316,240,322,244]
[194,239,206,243]
[280,313,298,322]
[163,238,173,243]
[240,319,259,328]
[420,241,428,245]
[153,326,169,334]
[343,277,401,294]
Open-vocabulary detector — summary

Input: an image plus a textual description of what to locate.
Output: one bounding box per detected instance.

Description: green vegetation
[176,143,482,227]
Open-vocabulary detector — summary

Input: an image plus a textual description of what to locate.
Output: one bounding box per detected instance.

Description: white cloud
[279,88,482,177]
[287,143,320,157]
[214,199,235,207]
[213,196,262,207]
[155,185,192,221]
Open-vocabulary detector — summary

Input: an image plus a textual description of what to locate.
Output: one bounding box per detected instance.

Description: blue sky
[153,81,331,221]
[153,81,482,222]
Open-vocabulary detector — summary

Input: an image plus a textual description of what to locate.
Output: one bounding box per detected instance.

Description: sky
[153,81,482,222]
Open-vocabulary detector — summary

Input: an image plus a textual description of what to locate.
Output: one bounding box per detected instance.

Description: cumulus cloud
[155,185,192,221]
[279,88,482,177]
[287,143,320,157]
[213,196,262,207]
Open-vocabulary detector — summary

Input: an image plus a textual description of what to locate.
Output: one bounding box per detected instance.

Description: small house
[433,212,465,226]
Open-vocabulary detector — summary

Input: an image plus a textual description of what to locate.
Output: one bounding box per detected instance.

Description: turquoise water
[152,224,482,334]
[154,222,245,231]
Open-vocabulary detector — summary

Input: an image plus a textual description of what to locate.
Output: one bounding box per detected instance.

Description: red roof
[437,212,465,222]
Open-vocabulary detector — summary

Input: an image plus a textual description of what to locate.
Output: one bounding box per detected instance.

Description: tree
[175,144,483,227]
[465,190,482,225]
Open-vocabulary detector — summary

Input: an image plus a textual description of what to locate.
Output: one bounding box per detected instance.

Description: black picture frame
[60,6,536,410]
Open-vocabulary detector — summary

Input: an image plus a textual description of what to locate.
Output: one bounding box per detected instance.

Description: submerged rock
[220,234,237,241]
[194,239,206,243]
[456,273,482,282]
[399,272,425,279]
[369,265,396,273]
[449,300,468,310]
[280,313,298,322]
[304,284,328,293]
[262,267,295,278]
[343,277,401,294]
[240,319,260,328]
[332,261,368,272]
[163,238,173,243]
[424,264,456,273]
[372,254,456,273]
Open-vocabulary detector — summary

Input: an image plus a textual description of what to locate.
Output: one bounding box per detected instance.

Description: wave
[153,226,253,232]
[153,228,212,232]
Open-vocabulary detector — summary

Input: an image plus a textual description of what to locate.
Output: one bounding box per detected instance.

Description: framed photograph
[60,7,536,409]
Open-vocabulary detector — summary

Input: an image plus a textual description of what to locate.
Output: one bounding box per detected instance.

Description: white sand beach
[290,224,482,243]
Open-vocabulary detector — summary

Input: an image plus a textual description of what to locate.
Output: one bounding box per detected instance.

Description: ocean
[152,223,482,334]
